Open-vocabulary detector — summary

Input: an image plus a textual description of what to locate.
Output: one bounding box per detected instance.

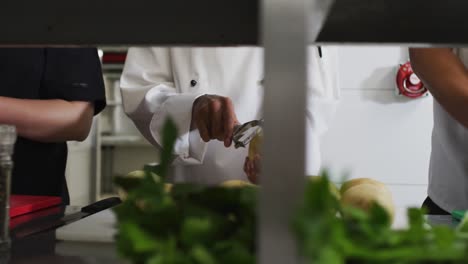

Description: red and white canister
[396,61,428,98]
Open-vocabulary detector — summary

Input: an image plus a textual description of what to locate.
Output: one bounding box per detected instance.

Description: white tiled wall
[321,46,433,208]
[66,126,95,206]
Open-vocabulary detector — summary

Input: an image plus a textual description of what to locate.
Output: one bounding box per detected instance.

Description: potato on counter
[220,180,256,188]
[340,178,395,222]
[118,170,173,200]
[340,177,388,195]
[120,171,255,200]
[308,175,341,200]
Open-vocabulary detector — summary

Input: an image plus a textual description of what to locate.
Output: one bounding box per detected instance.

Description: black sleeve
[41,48,106,115]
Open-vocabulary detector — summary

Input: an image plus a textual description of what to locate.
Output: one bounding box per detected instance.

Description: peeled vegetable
[121,171,254,199]
[164,183,173,192]
[220,180,256,188]
[248,131,263,160]
[118,170,172,200]
[127,170,158,179]
[340,177,388,195]
[341,181,395,221]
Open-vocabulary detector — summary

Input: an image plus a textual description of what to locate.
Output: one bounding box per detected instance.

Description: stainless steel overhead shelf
[318,0,468,45]
[1,0,468,45]
[0,0,258,46]
[0,1,464,264]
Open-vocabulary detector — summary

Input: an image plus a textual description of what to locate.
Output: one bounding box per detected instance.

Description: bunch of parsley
[294,173,468,264]
[113,120,257,264]
[114,119,468,264]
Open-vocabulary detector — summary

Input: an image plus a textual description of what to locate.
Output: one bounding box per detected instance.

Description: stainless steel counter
[426,214,460,228]
[6,198,121,264]
[6,204,461,264]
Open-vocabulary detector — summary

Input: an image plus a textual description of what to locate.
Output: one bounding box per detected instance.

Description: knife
[11,197,121,239]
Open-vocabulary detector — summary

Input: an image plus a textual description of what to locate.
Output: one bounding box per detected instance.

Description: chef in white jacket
[120,47,339,185]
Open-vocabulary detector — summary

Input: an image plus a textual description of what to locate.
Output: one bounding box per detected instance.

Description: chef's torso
[170,48,264,125]
[122,47,338,185]
[428,48,468,211]
[169,48,264,184]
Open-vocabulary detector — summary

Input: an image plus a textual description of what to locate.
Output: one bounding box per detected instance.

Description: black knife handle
[81,197,121,214]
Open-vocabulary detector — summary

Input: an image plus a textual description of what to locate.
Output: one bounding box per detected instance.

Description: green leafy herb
[114,118,256,264]
[114,118,468,264]
[295,176,468,264]
[457,213,468,234]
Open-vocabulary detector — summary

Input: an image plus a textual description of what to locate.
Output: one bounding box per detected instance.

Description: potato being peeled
[341,183,395,222]
[248,131,263,160]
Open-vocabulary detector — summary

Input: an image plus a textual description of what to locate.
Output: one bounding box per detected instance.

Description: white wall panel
[322,46,433,208]
[337,46,408,90]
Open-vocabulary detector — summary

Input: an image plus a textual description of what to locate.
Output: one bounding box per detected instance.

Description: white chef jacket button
[190,80,197,87]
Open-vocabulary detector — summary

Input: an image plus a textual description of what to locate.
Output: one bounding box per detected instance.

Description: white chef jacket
[120,47,339,185]
[428,48,468,211]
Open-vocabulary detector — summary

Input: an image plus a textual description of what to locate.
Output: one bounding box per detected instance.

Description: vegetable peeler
[232,119,264,149]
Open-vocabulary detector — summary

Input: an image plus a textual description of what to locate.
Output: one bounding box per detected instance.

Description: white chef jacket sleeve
[120,47,206,165]
[305,46,340,175]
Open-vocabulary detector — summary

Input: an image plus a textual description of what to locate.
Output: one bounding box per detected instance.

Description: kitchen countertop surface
[393,207,459,229]
[8,198,124,264]
[7,206,460,264]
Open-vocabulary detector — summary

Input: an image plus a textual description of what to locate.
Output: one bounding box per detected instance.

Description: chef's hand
[191,94,240,147]
[244,154,261,184]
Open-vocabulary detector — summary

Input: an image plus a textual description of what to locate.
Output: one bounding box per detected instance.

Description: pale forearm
[0,97,94,142]
[409,48,468,128]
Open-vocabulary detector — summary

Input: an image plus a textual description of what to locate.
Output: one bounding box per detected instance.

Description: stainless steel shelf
[99,46,128,52]
[2,0,468,45]
[318,0,468,44]
[101,135,152,147]
[105,101,121,107]
[0,0,258,46]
